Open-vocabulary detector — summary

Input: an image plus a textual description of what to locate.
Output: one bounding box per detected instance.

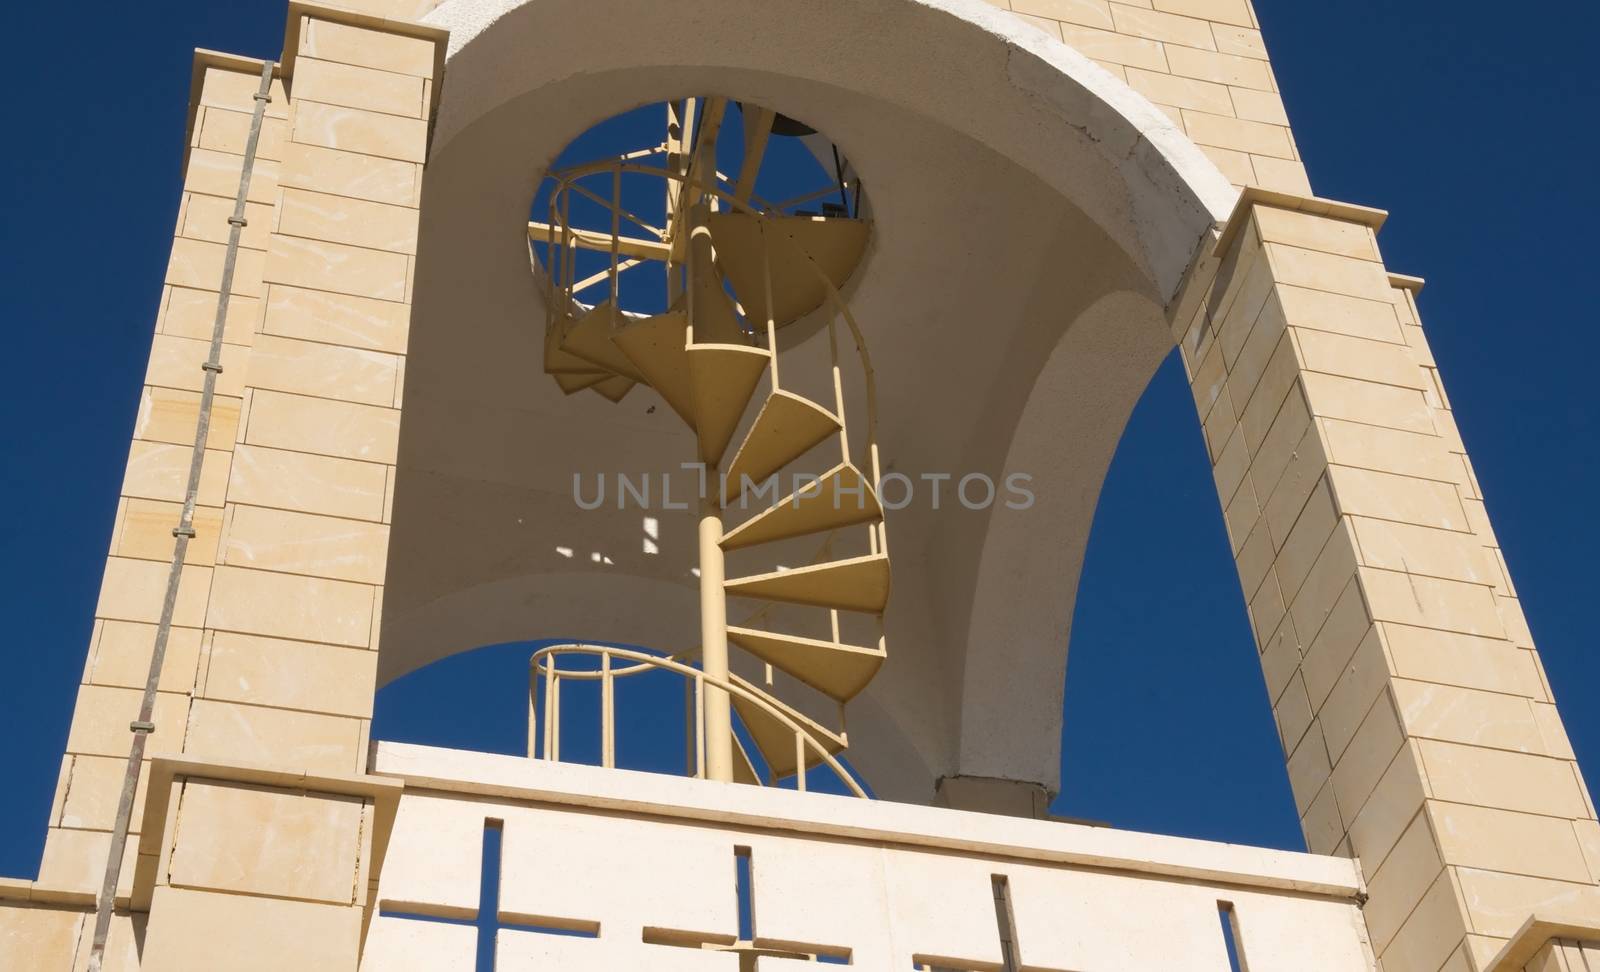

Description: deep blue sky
[2,2,1597,875]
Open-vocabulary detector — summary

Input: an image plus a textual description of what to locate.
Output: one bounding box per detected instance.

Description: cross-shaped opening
[378,818,597,972]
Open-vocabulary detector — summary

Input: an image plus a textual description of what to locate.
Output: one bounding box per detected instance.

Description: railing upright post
[601,651,616,769]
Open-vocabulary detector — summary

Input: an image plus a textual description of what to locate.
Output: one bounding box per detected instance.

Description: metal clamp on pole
[128,722,155,734]
[200,361,224,373]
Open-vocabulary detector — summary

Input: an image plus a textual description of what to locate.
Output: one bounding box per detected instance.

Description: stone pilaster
[1172,189,1600,971]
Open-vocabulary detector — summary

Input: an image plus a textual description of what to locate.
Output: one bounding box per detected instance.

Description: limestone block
[263,283,412,353]
[1213,24,1267,58]
[86,620,204,693]
[1263,248,1388,307]
[499,804,737,942]
[1328,694,1404,822]
[1113,5,1217,48]
[1250,156,1313,195]
[292,101,428,164]
[0,901,85,971]
[1151,0,1253,27]
[1380,624,1545,699]
[244,333,401,407]
[1230,87,1291,127]
[202,632,377,717]
[1360,568,1505,639]
[134,387,241,450]
[199,66,289,120]
[1283,524,1356,646]
[243,389,400,464]
[1318,419,1458,483]
[1346,742,1428,872]
[1299,580,1369,708]
[1317,629,1388,761]
[227,443,389,522]
[293,56,427,118]
[94,557,212,629]
[1364,814,1446,950]
[168,780,363,903]
[64,684,189,759]
[1183,111,1293,158]
[1271,478,1337,601]
[1302,372,1435,434]
[196,107,289,161]
[303,18,438,79]
[141,886,360,971]
[311,0,443,20]
[206,564,374,646]
[1229,303,1292,419]
[1379,873,1470,972]
[1392,680,1546,755]
[36,828,137,898]
[1126,67,1233,114]
[1166,45,1272,88]
[1418,741,1590,819]
[1252,207,1379,261]
[1229,891,1373,972]
[1235,335,1298,451]
[165,237,266,301]
[1247,382,1308,495]
[265,234,409,302]
[1275,285,1404,344]
[178,193,275,251]
[183,698,363,774]
[1057,23,1167,71]
[359,915,476,971]
[182,147,279,206]
[1327,466,1467,532]
[221,502,393,583]
[1426,802,1592,884]
[372,793,485,916]
[156,286,260,345]
[1009,0,1113,29]
[1258,426,1326,547]
[1294,329,1428,392]
[144,332,251,398]
[58,755,151,833]
[68,910,143,971]
[1008,865,1234,970]
[280,142,419,207]
[1452,870,1600,939]
[1284,722,1332,816]
[114,498,223,566]
[278,187,420,254]
[1350,517,1496,586]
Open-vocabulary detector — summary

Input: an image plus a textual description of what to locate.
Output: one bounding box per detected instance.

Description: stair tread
[590,374,636,403]
[707,213,870,327]
[721,391,841,506]
[725,553,890,614]
[728,671,845,779]
[614,308,696,427]
[689,344,771,468]
[561,301,645,382]
[727,626,884,702]
[721,461,881,550]
[544,316,609,376]
[552,369,609,395]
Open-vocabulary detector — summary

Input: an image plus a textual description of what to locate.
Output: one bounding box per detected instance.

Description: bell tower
[2,1,1597,970]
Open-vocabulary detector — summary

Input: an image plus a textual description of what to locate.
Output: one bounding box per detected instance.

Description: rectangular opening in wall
[736,845,754,942]
[1217,901,1247,972]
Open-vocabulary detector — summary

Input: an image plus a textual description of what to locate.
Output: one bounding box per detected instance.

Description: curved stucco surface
[381,0,1237,801]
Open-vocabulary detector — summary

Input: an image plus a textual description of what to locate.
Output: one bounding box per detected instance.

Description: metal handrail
[528,643,868,798]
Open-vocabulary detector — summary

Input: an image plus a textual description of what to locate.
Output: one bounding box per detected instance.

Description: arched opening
[373,0,1238,805]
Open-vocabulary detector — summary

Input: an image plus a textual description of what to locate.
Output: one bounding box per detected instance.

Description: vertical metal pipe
[698,499,734,783]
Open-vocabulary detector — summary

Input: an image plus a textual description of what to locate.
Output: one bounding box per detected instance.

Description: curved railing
[529,642,869,798]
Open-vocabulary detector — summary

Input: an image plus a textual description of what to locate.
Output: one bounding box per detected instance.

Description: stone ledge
[1215,186,1390,258]
[372,740,1366,901]
[132,756,404,912]
[1486,907,1600,972]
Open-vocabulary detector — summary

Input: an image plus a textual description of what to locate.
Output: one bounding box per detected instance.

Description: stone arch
[379,0,1237,801]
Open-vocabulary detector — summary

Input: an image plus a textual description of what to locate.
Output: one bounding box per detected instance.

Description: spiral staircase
[527,98,889,789]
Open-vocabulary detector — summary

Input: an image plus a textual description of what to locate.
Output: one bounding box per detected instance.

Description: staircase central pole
[699,492,735,782]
